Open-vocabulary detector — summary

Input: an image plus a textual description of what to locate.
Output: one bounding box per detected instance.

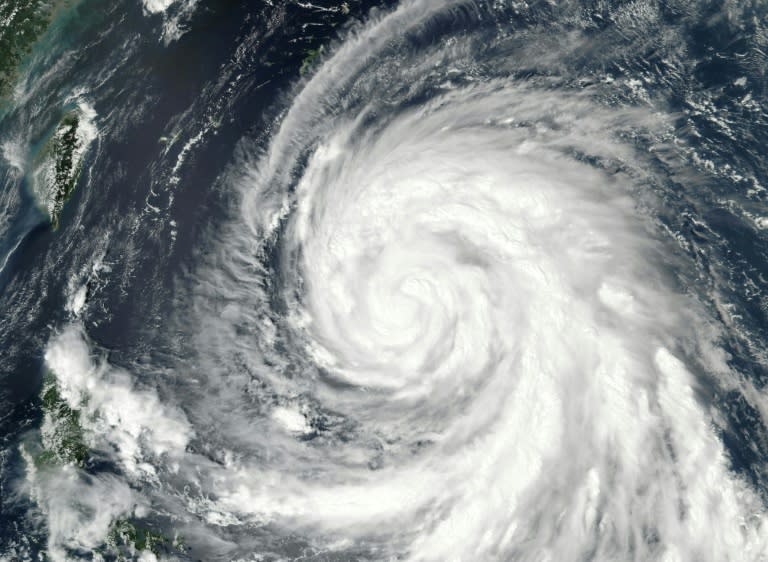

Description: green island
[106,519,185,559]
[36,377,88,468]
[300,45,325,76]
[49,111,82,228]
[0,1,91,228]
[35,381,186,558]
[30,106,93,228]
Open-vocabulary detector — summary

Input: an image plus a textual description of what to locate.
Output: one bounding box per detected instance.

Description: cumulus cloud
[25,1,768,560]
[176,1,768,560]
[30,326,193,556]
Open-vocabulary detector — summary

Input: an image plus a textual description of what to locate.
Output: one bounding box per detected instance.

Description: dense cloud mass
[4,0,768,560]
[175,3,768,559]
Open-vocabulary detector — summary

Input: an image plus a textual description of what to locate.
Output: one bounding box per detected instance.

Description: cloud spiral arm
[39,1,768,560]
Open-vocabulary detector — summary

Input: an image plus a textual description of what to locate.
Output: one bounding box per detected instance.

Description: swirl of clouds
[38,0,768,560]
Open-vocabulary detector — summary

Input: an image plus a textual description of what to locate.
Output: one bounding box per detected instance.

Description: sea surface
[1,1,768,560]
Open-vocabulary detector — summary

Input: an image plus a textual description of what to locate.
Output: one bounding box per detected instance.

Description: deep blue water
[1,0,768,560]
[0,2,394,556]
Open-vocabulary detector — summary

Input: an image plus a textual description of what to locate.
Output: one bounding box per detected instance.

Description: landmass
[0,0,68,100]
[37,377,88,467]
[29,103,96,228]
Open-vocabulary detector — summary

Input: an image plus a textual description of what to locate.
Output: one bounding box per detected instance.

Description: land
[30,107,93,228]
[0,0,64,100]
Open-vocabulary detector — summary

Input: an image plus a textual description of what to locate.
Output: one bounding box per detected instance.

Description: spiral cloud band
[37,1,768,560]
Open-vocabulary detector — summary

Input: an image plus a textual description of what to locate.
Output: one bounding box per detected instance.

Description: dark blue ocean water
[0,1,394,556]
[1,0,767,560]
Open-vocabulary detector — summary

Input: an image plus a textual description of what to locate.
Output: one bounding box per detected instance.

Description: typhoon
[1,0,768,561]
